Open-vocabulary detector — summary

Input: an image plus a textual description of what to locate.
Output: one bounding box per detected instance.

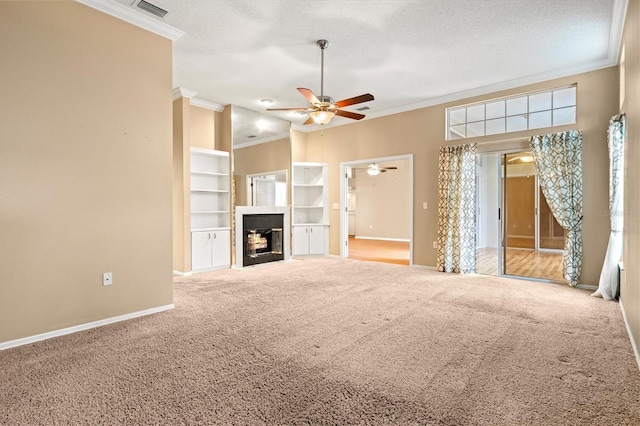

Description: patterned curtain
[529,130,583,286]
[594,115,625,300]
[437,143,477,273]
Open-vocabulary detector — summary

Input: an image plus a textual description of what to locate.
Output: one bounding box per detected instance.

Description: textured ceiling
[111,0,625,140]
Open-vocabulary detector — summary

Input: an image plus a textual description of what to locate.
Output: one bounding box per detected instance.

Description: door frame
[339,154,414,266]
[245,169,288,207]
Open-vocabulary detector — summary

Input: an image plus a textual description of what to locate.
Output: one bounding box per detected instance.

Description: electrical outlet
[433,241,437,249]
[423,202,428,209]
[103,272,113,286]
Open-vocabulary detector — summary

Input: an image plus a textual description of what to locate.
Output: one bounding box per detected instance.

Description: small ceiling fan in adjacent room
[353,163,397,176]
[267,39,374,125]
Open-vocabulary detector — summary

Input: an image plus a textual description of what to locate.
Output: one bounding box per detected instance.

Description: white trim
[354,236,410,243]
[173,270,192,276]
[620,298,640,371]
[339,154,414,267]
[191,147,229,157]
[233,133,291,150]
[173,87,197,100]
[191,98,225,112]
[609,0,628,63]
[74,0,184,41]
[576,284,598,291]
[0,304,175,351]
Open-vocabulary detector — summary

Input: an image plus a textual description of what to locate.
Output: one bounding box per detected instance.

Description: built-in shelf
[292,162,329,256]
[191,189,230,193]
[190,148,231,271]
[191,171,228,177]
[191,210,230,214]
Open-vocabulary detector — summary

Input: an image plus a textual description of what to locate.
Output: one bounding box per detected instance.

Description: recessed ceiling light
[260,98,274,105]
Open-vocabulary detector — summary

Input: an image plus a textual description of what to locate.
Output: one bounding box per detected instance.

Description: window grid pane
[445,85,576,140]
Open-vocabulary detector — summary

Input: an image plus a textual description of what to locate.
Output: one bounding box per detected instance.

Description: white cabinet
[292,162,328,256]
[293,225,326,255]
[191,230,230,271]
[190,148,231,271]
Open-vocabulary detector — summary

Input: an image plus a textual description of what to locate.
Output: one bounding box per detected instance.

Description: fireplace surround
[235,206,290,268]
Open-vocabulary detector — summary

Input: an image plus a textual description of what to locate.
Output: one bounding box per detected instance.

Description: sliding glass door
[476,151,563,282]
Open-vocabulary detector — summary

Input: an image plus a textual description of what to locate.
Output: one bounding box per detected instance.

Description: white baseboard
[173,270,192,276]
[577,284,598,291]
[0,304,175,351]
[620,298,640,371]
[355,236,410,242]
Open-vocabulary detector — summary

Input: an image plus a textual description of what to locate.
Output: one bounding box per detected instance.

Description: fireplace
[243,214,284,266]
[235,206,290,269]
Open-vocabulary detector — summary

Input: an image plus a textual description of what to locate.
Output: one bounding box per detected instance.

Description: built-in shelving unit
[190,148,231,271]
[291,162,329,256]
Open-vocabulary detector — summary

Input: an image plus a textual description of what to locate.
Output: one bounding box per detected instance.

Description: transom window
[446,86,577,140]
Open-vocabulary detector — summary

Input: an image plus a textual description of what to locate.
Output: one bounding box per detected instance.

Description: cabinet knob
[208,233,211,239]
[213,233,217,240]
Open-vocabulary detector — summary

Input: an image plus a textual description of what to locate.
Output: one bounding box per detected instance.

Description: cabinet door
[293,226,310,255]
[308,226,326,255]
[211,230,230,269]
[192,231,213,271]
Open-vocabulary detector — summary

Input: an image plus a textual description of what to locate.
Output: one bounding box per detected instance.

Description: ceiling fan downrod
[317,39,328,98]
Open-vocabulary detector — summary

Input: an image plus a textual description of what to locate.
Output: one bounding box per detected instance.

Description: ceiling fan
[267,39,374,125]
[353,163,398,176]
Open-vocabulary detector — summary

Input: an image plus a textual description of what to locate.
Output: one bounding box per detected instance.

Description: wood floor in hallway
[476,247,564,282]
[348,236,410,266]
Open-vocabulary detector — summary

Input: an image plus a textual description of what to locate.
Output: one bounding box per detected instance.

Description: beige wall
[233,138,291,206]
[620,0,640,362]
[189,105,217,150]
[297,66,618,286]
[0,2,174,343]
[354,159,410,240]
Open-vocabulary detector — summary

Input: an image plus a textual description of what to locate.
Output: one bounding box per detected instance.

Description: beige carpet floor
[1,257,639,425]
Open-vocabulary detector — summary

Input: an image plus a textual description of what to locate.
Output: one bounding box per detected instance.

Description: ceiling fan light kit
[367,164,381,176]
[310,110,335,125]
[267,39,374,126]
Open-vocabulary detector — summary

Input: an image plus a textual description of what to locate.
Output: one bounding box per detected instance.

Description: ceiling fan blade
[302,116,315,125]
[297,88,320,105]
[335,93,374,108]
[335,109,366,121]
[266,107,310,111]
[382,167,398,170]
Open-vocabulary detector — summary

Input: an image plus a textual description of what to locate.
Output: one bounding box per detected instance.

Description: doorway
[339,155,413,266]
[246,170,287,207]
[476,151,564,281]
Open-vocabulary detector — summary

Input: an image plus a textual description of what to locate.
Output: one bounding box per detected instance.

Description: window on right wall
[446,85,577,140]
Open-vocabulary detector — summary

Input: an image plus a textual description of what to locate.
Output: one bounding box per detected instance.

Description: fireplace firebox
[243,214,284,267]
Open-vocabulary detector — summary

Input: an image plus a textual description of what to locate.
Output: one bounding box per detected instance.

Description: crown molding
[190,98,225,112]
[75,0,184,41]
[609,0,628,63]
[233,133,290,150]
[173,87,198,100]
